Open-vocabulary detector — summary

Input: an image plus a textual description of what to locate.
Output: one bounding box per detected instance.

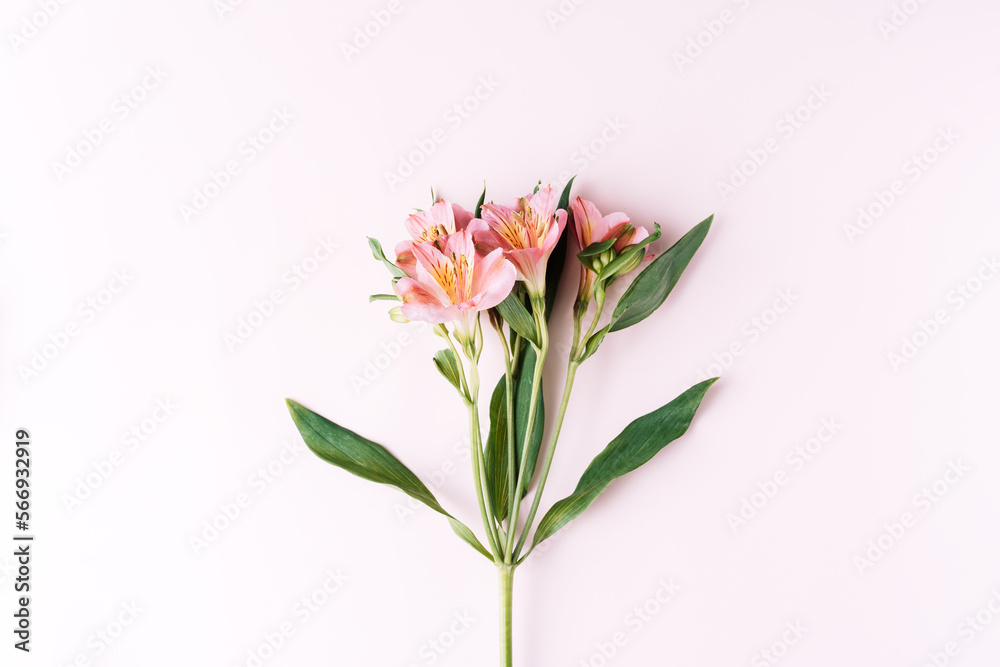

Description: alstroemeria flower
[394,229,516,342]
[477,185,567,297]
[394,200,476,277]
[570,197,651,302]
[570,197,649,255]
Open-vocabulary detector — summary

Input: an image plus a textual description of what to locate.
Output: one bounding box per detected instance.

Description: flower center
[427,252,473,305]
[494,201,551,250]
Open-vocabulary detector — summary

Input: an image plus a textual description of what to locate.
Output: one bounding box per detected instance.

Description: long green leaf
[544,176,575,319]
[286,399,493,560]
[484,377,511,520]
[530,378,717,549]
[608,215,713,333]
[483,346,545,521]
[495,293,539,347]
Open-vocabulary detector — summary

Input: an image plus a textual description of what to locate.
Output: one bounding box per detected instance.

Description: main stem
[513,360,580,559]
[499,564,515,667]
[504,295,549,561]
[513,289,599,559]
[466,357,502,558]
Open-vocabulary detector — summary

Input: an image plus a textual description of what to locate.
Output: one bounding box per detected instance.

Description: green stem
[513,359,580,560]
[489,315,518,549]
[504,295,549,562]
[513,290,602,559]
[498,335,517,548]
[466,352,502,559]
[577,295,606,362]
[499,564,515,667]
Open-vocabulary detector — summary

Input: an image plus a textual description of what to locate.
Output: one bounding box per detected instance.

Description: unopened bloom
[570,197,649,255]
[395,200,476,276]
[394,229,516,343]
[477,185,567,298]
[570,197,653,302]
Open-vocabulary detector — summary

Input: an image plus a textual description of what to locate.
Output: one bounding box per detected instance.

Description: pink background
[2,0,999,665]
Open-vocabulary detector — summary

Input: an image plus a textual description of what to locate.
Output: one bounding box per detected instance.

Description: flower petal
[527,185,558,218]
[395,277,454,323]
[394,240,418,278]
[569,197,596,249]
[451,202,474,231]
[411,242,456,305]
[405,200,457,242]
[468,248,516,309]
[598,211,630,242]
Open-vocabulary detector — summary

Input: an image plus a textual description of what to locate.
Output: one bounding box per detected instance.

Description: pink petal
[469,248,516,309]
[439,229,476,259]
[451,202,474,230]
[569,197,594,249]
[631,224,650,245]
[411,242,455,305]
[395,278,454,323]
[541,209,567,256]
[508,247,546,294]
[394,240,417,278]
[481,203,518,229]
[527,185,558,218]
[598,211,630,242]
[404,201,456,242]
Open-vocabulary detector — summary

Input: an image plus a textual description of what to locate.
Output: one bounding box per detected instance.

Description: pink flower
[394,200,476,277]
[569,197,649,254]
[394,229,516,342]
[569,197,652,302]
[477,185,567,297]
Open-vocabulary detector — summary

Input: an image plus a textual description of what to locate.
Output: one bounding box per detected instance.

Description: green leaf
[495,293,540,347]
[286,399,493,561]
[608,215,712,333]
[432,349,464,394]
[484,346,545,521]
[484,378,511,521]
[530,378,717,549]
[474,183,486,218]
[512,347,545,495]
[556,176,576,212]
[543,175,575,319]
[578,237,617,259]
[369,293,400,302]
[367,237,408,279]
[579,323,612,362]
